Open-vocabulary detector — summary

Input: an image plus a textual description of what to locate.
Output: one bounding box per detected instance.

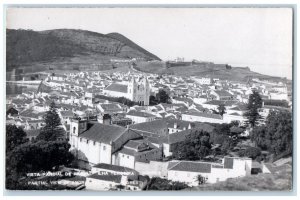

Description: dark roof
[168,161,212,173]
[214,90,232,97]
[126,111,156,118]
[129,119,167,134]
[118,147,137,156]
[183,111,222,119]
[105,83,128,93]
[93,163,137,173]
[79,122,126,144]
[164,129,192,144]
[87,172,122,183]
[205,100,238,106]
[101,103,122,112]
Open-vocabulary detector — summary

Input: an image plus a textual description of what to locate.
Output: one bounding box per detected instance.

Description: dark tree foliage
[263,99,289,108]
[244,90,263,127]
[6,140,74,189]
[238,147,262,159]
[217,104,226,116]
[144,177,189,190]
[37,102,65,141]
[210,123,237,155]
[6,124,28,153]
[172,130,211,161]
[149,95,158,105]
[156,89,171,104]
[250,110,292,156]
[196,174,208,185]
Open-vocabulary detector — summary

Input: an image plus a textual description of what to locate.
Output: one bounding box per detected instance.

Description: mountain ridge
[6,28,161,71]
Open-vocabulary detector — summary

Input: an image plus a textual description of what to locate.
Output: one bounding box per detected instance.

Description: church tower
[128,77,137,102]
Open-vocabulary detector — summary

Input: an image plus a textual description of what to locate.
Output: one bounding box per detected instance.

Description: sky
[6,8,293,79]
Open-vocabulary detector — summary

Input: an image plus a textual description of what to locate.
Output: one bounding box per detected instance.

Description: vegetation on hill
[134,61,284,82]
[6,29,160,72]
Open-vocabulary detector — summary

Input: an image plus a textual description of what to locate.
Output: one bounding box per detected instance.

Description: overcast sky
[6,8,293,79]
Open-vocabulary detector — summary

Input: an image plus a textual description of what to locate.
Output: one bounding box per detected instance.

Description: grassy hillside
[6,29,160,72]
[134,61,283,82]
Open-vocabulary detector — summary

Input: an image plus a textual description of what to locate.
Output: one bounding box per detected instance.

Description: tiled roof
[93,163,138,173]
[129,119,167,134]
[118,147,137,156]
[168,161,212,173]
[126,111,156,118]
[60,110,74,117]
[79,122,127,144]
[104,83,128,93]
[183,111,222,119]
[205,100,238,106]
[87,172,122,183]
[214,90,232,97]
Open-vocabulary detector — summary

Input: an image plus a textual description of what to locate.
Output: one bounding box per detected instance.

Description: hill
[133,61,285,82]
[6,29,161,72]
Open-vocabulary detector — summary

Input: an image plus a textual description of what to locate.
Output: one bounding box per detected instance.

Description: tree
[244,90,263,127]
[6,125,28,153]
[6,140,74,189]
[196,174,208,185]
[239,147,262,159]
[37,102,65,141]
[250,110,292,156]
[156,89,170,104]
[172,130,211,161]
[149,95,158,105]
[217,104,226,116]
[145,177,188,190]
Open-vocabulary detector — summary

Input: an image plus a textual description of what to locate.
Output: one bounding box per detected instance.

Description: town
[6,61,292,191]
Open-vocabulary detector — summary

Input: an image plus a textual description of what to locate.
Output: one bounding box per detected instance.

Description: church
[103,76,150,106]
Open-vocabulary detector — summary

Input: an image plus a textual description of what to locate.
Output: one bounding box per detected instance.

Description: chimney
[188,123,192,129]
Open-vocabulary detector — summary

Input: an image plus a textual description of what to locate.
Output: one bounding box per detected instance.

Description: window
[73,127,76,134]
[93,141,96,146]
[103,146,106,150]
[86,140,89,144]
[127,156,129,159]
[80,138,82,142]
[122,154,125,158]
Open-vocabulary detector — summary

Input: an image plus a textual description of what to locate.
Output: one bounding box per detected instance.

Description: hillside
[6,29,160,72]
[134,61,285,82]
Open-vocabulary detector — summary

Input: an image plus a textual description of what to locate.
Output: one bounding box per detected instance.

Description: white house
[167,157,252,186]
[69,118,141,168]
[126,111,156,124]
[181,111,223,124]
[85,172,127,191]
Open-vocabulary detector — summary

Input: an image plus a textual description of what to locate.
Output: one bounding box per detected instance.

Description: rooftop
[104,83,128,93]
[79,122,127,144]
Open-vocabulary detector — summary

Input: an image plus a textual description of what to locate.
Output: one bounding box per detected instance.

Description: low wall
[135,161,168,178]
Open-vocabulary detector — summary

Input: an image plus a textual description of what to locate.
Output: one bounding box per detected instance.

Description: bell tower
[70,117,88,137]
